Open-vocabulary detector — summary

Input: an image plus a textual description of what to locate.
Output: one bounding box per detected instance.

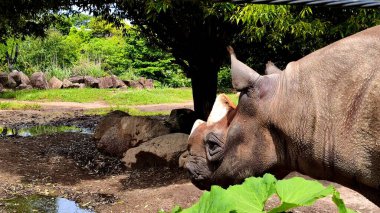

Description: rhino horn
[265,61,282,75]
[227,46,261,91]
[190,119,206,135]
[207,94,236,125]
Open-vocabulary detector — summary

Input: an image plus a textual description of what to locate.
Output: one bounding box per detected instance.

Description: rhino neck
[264,61,329,179]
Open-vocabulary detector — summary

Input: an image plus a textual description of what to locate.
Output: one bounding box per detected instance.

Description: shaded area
[120,167,189,190]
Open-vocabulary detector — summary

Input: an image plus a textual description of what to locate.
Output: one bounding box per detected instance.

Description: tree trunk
[191,61,219,121]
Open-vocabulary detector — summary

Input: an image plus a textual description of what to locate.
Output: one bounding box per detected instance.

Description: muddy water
[0,125,93,137]
[1,195,94,212]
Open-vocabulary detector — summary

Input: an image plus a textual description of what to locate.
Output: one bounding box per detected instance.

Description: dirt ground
[0,103,378,213]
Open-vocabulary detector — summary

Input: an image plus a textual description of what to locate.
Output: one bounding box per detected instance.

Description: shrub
[71,59,107,77]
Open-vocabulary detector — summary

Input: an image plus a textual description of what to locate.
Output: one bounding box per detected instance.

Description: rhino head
[185,94,237,189]
[185,55,284,189]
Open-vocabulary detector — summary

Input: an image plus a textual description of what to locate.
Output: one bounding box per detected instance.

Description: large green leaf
[182,174,277,213]
[172,174,355,213]
[269,177,335,213]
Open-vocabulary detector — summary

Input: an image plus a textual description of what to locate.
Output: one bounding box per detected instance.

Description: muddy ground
[0,107,378,213]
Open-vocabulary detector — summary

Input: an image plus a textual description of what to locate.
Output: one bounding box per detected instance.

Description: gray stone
[30,72,48,89]
[68,76,85,83]
[16,84,33,90]
[48,76,63,89]
[95,114,171,157]
[98,76,114,89]
[62,79,73,88]
[122,133,189,168]
[84,76,100,88]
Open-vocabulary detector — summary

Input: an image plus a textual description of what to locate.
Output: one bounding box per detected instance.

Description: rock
[0,72,17,88]
[94,110,129,141]
[48,76,63,89]
[68,83,86,88]
[124,78,154,89]
[8,70,30,86]
[98,76,114,89]
[124,80,144,89]
[95,114,171,157]
[68,76,85,84]
[18,72,31,85]
[16,84,33,90]
[0,73,8,85]
[30,72,48,89]
[62,79,73,88]
[122,133,189,168]
[6,76,17,88]
[98,75,126,89]
[111,75,127,88]
[84,76,100,88]
[166,108,197,134]
[139,78,154,89]
[0,83,3,92]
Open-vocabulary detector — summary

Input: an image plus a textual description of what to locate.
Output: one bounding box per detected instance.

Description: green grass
[85,106,171,116]
[0,102,41,110]
[0,88,193,105]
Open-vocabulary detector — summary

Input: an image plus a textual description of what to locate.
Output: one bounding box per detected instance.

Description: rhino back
[278,26,380,189]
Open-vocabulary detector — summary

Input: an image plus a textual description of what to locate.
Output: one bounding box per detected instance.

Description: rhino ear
[190,119,205,135]
[207,94,235,125]
[227,46,261,91]
[265,61,282,75]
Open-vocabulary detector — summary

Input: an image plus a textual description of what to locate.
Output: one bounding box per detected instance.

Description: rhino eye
[205,133,224,162]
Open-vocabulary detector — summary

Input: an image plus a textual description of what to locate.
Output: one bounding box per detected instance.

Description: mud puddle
[0,195,94,212]
[0,125,93,137]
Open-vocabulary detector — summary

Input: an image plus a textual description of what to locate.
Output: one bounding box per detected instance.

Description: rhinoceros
[184,25,380,205]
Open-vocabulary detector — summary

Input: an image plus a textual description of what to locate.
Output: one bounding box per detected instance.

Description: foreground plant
[169,174,354,213]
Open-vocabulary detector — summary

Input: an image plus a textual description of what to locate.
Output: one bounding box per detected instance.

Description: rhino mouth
[185,155,213,190]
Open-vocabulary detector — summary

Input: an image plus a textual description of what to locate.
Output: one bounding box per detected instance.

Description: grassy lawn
[0,88,193,105]
[0,88,239,113]
[0,102,41,110]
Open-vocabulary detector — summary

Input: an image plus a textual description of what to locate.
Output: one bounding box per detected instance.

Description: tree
[1,0,379,119]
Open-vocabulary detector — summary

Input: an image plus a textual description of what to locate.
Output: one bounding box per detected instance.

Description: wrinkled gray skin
[185,26,380,205]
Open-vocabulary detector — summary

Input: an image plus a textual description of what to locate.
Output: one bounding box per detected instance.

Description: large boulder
[68,76,85,84]
[111,75,127,88]
[98,75,126,89]
[68,83,85,88]
[166,108,197,134]
[84,76,100,88]
[48,76,63,89]
[9,70,30,86]
[62,79,73,88]
[124,80,144,89]
[98,76,114,89]
[95,113,171,157]
[30,72,48,89]
[0,73,8,86]
[16,84,33,90]
[94,110,129,140]
[139,78,154,89]
[6,76,17,89]
[122,133,189,168]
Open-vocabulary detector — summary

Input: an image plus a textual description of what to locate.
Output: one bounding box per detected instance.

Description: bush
[217,66,232,92]
[44,66,72,80]
[71,59,107,77]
